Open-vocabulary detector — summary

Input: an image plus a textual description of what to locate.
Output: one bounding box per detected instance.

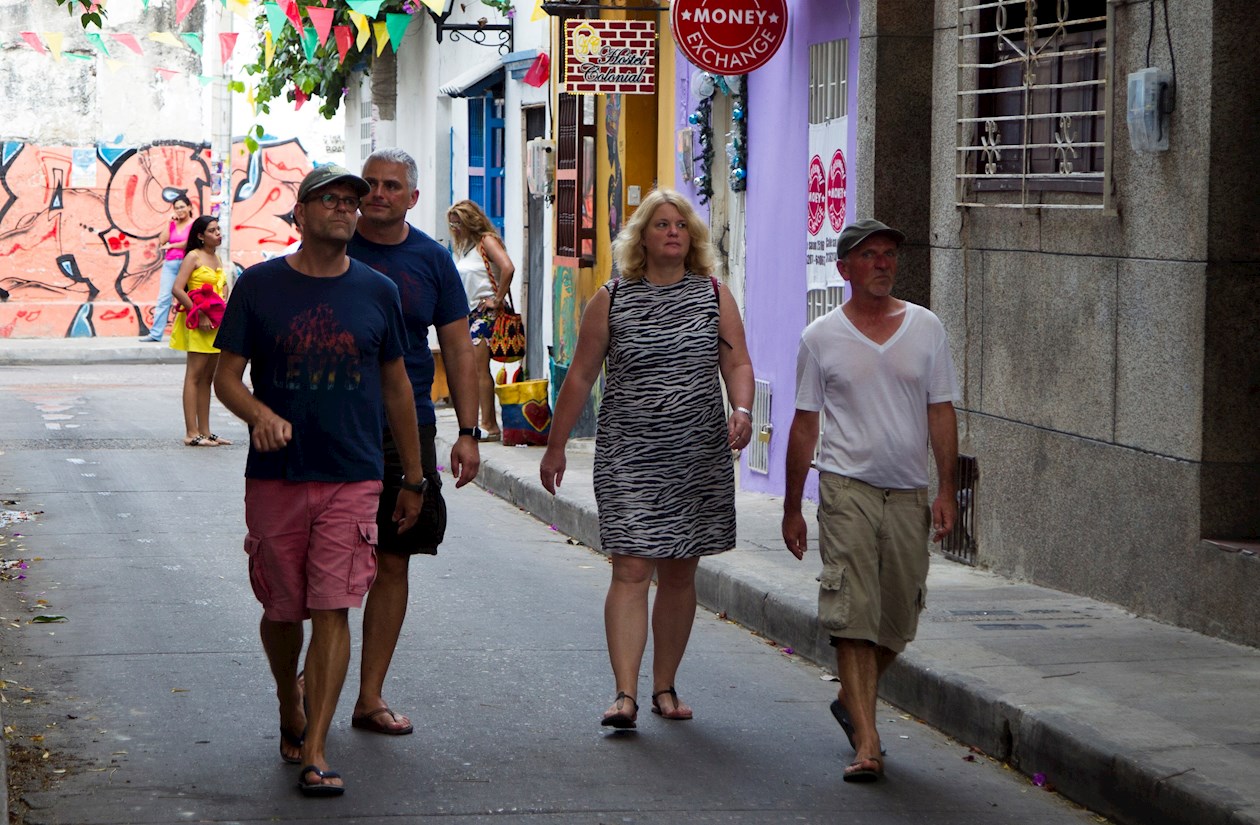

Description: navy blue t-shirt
[348,225,468,425]
[215,256,408,482]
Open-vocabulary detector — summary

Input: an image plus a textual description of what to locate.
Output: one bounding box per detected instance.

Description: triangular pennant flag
[530,0,545,22]
[333,25,352,63]
[44,32,64,61]
[219,32,238,64]
[247,83,257,112]
[85,31,110,57]
[278,0,303,31]
[227,0,252,20]
[155,67,181,80]
[263,3,288,41]
[348,11,370,51]
[384,13,410,51]
[106,59,123,72]
[306,6,334,46]
[66,52,92,61]
[264,30,275,68]
[198,74,215,86]
[110,33,144,55]
[175,0,197,25]
[294,87,308,111]
[20,32,48,54]
[149,32,183,49]
[299,25,318,61]
[372,20,389,56]
[180,32,203,54]
[347,0,384,18]
[522,51,549,87]
[420,0,443,12]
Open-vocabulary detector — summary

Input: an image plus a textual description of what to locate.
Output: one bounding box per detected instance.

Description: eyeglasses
[309,193,361,211]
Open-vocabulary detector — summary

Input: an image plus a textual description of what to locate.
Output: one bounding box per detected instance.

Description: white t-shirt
[795,302,960,489]
[454,243,495,309]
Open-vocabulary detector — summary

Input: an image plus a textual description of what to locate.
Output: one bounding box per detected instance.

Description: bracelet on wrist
[734,406,753,418]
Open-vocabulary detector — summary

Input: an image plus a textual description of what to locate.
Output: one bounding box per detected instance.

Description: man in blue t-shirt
[214,164,427,797]
[345,148,482,737]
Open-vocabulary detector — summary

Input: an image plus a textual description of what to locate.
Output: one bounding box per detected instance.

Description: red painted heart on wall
[522,399,551,432]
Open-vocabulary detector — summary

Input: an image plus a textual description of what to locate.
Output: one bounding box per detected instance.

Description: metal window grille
[805,286,845,324]
[809,38,848,124]
[746,379,773,474]
[955,0,1113,210]
[359,78,374,160]
[941,455,979,565]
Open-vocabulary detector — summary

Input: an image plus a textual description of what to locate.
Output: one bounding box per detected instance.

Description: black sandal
[600,691,638,729]
[651,686,693,720]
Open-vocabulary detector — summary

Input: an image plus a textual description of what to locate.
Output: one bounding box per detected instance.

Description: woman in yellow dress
[170,216,232,447]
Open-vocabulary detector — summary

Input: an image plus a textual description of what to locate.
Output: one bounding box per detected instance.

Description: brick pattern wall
[564,20,656,95]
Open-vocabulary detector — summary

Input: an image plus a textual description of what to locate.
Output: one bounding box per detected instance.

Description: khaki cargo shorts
[817,473,931,653]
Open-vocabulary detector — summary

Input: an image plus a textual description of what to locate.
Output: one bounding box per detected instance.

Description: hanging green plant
[242,0,413,127]
[688,72,748,204]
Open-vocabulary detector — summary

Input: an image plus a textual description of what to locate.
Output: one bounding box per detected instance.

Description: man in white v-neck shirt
[782,219,960,784]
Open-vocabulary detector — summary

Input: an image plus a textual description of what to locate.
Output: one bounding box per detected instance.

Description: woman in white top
[448,199,515,441]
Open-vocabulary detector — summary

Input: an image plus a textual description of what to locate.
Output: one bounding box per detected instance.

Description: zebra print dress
[593,273,736,558]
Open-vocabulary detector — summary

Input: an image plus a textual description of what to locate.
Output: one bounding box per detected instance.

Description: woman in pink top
[141,195,195,342]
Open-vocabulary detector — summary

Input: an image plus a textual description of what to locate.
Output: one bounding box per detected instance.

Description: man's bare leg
[355,552,413,733]
[260,617,305,764]
[300,608,351,791]
[836,639,892,773]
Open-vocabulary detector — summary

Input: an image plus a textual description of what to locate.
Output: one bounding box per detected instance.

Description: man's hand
[931,493,957,543]
[449,438,480,488]
[250,408,293,452]
[782,511,809,560]
[392,488,423,533]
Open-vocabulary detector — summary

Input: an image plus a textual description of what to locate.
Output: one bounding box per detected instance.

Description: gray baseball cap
[296,164,370,202]
[836,219,906,259]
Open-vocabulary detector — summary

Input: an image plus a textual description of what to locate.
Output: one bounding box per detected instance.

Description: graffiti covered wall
[0,138,310,338]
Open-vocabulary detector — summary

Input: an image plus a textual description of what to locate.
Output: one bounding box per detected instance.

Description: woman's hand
[540,446,567,494]
[197,314,215,332]
[727,409,753,451]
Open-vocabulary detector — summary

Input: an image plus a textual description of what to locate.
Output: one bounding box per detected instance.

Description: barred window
[956,0,1112,209]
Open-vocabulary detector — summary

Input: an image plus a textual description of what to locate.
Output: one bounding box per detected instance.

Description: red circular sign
[671,0,788,76]
[807,155,825,236]
[827,149,847,232]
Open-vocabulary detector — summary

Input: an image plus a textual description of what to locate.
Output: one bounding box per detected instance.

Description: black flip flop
[601,691,638,729]
[279,726,305,765]
[298,765,345,797]
[830,699,886,755]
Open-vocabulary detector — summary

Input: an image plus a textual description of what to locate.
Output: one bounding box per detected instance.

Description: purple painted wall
[673,0,859,498]
[742,0,859,497]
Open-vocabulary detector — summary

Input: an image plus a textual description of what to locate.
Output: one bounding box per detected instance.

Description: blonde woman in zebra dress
[540,188,755,728]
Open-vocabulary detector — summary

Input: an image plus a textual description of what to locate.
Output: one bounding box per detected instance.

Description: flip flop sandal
[830,699,886,754]
[298,765,345,797]
[843,756,884,784]
[279,726,305,765]
[207,433,233,445]
[601,691,638,729]
[184,435,208,447]
[351,706,414,735]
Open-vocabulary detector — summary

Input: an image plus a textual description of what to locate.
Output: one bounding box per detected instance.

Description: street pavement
[0,339,1257,825]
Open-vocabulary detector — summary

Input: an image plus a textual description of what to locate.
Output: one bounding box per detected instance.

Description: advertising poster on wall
[806,116,848,291]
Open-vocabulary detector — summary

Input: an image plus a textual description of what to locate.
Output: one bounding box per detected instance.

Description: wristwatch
[458,426,483,440]
[398,476,429,495]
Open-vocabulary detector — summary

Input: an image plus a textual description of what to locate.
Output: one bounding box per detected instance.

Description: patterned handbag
[482,241,525,363]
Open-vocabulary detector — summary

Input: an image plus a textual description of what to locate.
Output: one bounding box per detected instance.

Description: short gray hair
[364,148,418,191]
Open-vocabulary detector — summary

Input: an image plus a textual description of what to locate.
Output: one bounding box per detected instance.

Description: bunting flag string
[180,32,203,54]
[20,32,48,54]
[84,31,110,57]
[346,0,384,18]
[219,32,238,64]
[306,6,334,47]
[371,19,388,56]
[44,31,64,61]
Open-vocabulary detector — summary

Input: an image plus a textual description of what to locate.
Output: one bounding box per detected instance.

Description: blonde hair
[446,199,501,256]
[611,188,716,281]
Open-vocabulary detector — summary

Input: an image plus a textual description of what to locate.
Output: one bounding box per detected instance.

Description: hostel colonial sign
[564,20,657,95]
[671,0,788,76]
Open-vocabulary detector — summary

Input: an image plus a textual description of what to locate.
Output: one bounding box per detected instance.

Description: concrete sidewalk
[440,408,1260,825]
[0,335,185,366]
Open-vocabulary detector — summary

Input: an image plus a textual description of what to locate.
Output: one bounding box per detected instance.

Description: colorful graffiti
[0,138,310,338]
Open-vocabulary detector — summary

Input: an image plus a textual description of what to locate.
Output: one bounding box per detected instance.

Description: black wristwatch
[458,426,482,440]
[399,476,429,495]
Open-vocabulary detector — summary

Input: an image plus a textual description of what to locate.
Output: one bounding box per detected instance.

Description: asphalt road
[0,363,1105,824]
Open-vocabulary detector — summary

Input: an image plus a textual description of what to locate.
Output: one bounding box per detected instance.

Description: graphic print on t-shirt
[278,304,363,391]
